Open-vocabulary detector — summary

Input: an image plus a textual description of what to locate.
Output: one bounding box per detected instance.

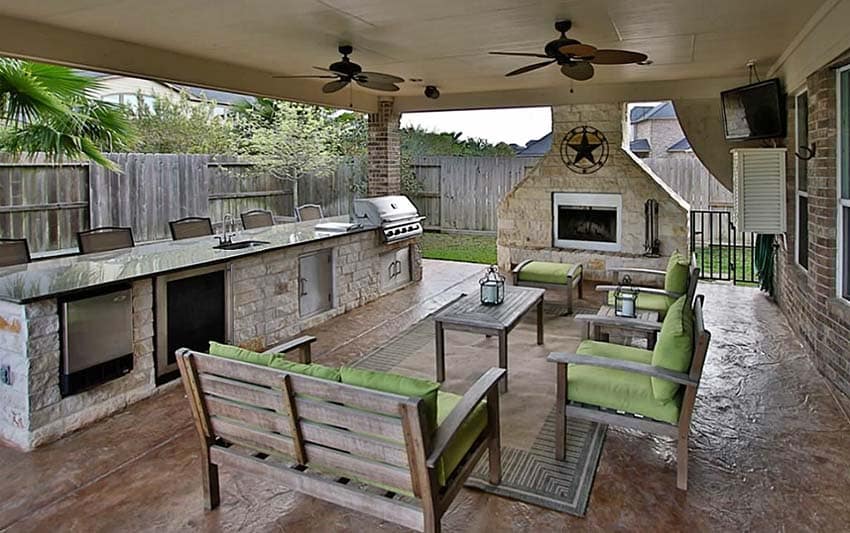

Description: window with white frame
[839,65,850,301]
[795,90,809,269]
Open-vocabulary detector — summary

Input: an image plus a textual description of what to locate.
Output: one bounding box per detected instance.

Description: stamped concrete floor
[2,259,849,532]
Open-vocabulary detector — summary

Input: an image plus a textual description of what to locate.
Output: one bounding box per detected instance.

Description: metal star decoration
[559,125,609,174]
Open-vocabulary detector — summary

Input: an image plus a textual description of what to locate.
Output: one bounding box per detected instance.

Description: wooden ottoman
[511,260,583,315]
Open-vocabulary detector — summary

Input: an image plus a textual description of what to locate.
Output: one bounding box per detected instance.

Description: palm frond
[0,58,69,124]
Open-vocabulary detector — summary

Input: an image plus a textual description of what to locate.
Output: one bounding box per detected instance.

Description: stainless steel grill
[353,195,424,243]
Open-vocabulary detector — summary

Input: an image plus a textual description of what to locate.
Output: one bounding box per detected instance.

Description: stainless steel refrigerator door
[62,287,133,373]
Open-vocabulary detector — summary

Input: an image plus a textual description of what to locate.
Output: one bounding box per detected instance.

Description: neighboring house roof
[167,84,252,106]
[630,138,651,153]
[74,69,252,106]
[629,105,654,123]
[667,137,692,152]
[516,132,552,157]
[632,101,676,123]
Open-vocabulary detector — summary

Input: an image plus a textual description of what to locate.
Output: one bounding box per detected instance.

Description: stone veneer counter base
[0,219,422,450]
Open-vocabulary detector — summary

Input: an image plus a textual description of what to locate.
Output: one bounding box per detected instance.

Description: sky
[401,107,552,147]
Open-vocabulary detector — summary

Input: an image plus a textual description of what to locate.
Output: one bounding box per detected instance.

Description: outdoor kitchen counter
[0,216,371,303]
[0,215,423,450]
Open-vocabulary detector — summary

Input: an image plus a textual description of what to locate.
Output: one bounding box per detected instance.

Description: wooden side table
[592,305,660,348]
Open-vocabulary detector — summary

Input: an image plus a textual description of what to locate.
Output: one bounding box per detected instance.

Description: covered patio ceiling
[0,0,836,112]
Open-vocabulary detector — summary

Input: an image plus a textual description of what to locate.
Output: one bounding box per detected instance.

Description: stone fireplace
[498,103,689,281]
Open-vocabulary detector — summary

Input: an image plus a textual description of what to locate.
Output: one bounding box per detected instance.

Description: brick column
[367,97,401,197]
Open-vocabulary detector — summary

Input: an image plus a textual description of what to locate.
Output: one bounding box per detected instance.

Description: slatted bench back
[177,349,419,496]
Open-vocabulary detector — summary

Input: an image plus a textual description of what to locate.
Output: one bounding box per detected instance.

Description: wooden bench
[511,260,583,315]
[176,348,504,533]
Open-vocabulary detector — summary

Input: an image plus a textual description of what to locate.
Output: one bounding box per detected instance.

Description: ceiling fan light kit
[490,19,649,81]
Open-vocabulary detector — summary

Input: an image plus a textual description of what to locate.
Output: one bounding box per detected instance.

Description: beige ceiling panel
[607,0,823,40]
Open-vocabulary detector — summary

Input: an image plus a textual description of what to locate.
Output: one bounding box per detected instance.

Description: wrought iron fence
[690,210,757,284]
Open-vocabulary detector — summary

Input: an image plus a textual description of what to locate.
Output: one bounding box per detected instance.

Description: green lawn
[421,234,757,283]
[695,245,757,283]
[420,232,497,264]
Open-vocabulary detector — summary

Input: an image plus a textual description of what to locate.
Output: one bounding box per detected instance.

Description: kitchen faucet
[219,213,234,245]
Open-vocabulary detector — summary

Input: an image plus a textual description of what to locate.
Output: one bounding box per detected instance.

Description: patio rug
[353,299,606,516]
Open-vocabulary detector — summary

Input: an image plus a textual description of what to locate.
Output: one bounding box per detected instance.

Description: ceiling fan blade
[354,79,400,92]
[356,71,405,84]
[505,60,556,77]
[490,51,551,59]
[558,43,597,57]
[272,75,338,79]
[589,49,648,65]
[561,62,594,81]
[322,79,350,93]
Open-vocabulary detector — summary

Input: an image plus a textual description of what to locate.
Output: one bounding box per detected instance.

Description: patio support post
[367,97,401,197]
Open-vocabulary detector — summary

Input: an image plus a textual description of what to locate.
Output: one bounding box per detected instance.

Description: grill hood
[353,195,424,243]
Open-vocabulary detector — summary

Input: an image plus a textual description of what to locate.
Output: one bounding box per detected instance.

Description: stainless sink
[213,240,269,251]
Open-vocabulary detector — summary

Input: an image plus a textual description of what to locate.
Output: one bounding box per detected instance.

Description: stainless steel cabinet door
[299,249,333,317]
[380,247,411,291]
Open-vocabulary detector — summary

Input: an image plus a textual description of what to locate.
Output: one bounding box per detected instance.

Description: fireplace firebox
[552,192,622,251]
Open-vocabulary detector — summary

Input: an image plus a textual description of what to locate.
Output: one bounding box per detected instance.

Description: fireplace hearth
[552,192,622,251]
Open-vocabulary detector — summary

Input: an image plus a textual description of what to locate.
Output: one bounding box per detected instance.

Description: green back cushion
[340,367,440,433]
[664,251,690,295]
[435,391,488,486]
[517,261,580,284]
[208,341,274,366]
[650,295,694,400]
[269,357,341,381]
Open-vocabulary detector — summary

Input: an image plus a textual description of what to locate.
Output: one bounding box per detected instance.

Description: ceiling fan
[490,20,650,81]
[273,45,404,93]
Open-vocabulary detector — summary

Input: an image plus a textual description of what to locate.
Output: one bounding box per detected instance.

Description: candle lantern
[479,265,505,305]
[614,275,638,318]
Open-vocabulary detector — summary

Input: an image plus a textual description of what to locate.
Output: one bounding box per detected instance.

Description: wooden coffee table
[592,305,660,348]
[434,286,545,393]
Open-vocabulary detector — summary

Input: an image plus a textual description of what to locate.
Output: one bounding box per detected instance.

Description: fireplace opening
[557,206,617,243]
[552,192,622,251]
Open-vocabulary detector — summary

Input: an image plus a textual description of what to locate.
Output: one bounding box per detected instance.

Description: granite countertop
[0,216,373,303]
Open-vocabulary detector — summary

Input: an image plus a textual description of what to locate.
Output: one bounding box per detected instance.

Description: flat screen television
[720,79,786,141]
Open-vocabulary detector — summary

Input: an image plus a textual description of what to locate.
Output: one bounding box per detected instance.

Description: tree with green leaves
[125,92,232,154]
[230,99,341,207]
[0,59,134,169]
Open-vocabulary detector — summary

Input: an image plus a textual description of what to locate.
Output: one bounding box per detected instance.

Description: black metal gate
[690,210,757,284]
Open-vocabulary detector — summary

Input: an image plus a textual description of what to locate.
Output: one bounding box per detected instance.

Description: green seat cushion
[650,295,694,401]
[569,340,680,424]
[340,367,440,433]
[435,391,488,486]
[268,357,341,381]
[606,291,674,318]
[208,341,274,366]
[517,261,581,285]
[664,251,690,296]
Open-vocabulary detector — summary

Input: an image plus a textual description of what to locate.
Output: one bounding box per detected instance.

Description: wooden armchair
[548,294,711,490]
[596,251,699,318]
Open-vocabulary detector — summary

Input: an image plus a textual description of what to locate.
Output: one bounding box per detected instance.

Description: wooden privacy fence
[409,156,539,233]
[642,156,733,210]
[0,156,90,252]
[0,152,729,253]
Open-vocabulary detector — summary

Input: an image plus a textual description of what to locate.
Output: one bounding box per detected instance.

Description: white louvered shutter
[732,148,787,233]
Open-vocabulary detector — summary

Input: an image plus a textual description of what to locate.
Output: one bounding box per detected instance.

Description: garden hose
[755,234,776,297]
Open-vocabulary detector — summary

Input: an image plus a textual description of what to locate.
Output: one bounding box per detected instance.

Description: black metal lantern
[614,275,638,318]
[479,265,505,305]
